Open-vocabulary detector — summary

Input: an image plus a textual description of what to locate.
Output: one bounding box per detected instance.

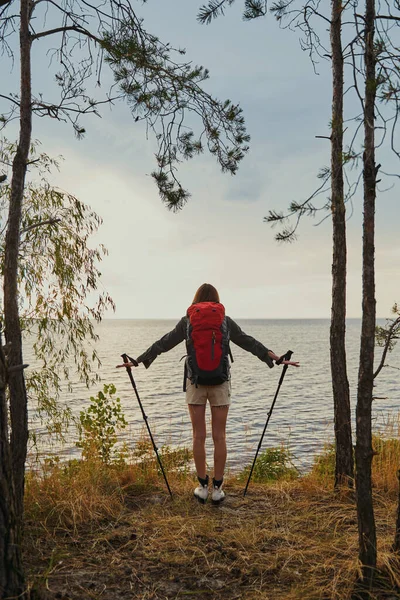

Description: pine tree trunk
[355,0,377,585]
[0,330,25,598]
[330,0,354,488]
[2,1,32,596]
[4,0,31,521]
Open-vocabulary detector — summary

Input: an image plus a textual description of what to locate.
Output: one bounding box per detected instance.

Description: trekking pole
[120,353,173,498]
[243,350,293,497]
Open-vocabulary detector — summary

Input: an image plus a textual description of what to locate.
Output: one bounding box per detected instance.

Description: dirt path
[24,483,400,599]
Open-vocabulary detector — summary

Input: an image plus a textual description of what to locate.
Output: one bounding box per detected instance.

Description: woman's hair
[192,283,220,304]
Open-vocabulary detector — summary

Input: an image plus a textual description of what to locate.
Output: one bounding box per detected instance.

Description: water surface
[25,318,400,472]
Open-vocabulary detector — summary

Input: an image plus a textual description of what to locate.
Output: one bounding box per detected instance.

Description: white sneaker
[211,484,225,505]
[194,476,209,504]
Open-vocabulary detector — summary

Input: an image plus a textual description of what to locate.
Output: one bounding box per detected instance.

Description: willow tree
[0,139,116,598]
[0,1,249,595]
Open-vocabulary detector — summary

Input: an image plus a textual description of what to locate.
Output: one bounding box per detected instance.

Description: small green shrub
[76,384,127,464]
[239,446,298,483]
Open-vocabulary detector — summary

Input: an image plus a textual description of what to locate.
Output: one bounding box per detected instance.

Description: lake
[25,318,400,473]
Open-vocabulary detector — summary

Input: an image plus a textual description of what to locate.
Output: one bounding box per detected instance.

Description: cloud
[3,0,396,320]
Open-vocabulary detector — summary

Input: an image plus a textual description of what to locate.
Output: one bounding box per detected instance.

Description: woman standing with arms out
[121,283,299,504]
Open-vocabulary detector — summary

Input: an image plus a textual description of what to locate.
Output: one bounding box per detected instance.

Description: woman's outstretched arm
[136,317,187,368]
[228,317,300,367]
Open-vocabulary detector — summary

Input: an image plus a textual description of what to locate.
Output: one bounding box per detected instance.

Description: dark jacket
[136,316,274,372]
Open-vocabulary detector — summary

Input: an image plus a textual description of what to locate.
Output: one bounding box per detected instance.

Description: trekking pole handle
[275,350,293,365]
[121,353,139,367]
[121,354,139,392]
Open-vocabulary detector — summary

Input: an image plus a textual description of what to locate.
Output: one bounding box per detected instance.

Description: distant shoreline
[98,317,388,321]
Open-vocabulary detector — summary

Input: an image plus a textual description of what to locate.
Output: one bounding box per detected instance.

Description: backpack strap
[180,355,188,392]
[183,361,188,392]
[229,345,234,364]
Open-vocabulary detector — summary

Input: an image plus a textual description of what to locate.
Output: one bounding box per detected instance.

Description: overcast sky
[3,1,400,319]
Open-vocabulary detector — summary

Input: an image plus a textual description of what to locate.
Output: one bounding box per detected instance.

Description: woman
[121,283,299,504]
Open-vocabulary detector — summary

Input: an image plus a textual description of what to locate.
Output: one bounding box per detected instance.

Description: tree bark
[2,0,32,595]
[0,330,24,598]
[330,0,354,488]
[355,0,377,585]
[4,0,31,522]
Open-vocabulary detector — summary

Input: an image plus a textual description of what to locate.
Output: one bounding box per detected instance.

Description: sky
[2,0,399,319]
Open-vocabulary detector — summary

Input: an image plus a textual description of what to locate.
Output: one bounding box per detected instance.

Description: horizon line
[101,316,389,321]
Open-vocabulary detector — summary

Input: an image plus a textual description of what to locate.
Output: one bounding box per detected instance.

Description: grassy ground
[23,446,400,600]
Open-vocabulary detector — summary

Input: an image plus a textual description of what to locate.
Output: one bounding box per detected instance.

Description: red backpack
[185,302,232,388]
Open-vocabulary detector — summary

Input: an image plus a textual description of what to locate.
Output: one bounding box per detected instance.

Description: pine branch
[104,25,249,210]
[31,25,101,43]
[374,314,400,379]
[275,227,298,243]
[243,0,268,21]
[270,0,295,21]
[375,15,400,23]
[0,94,20,107]
[197,0,235,25]
[264,209,286,223]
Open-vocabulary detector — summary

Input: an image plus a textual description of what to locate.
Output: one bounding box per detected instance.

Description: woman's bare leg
[211,405,229,481]
[188,404,207,479]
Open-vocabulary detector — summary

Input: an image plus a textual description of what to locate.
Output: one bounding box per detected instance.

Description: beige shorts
[185,379,231,407]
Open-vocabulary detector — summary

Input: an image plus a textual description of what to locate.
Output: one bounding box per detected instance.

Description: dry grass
[372,436,400,494]
[23,447,400,600]
[309,435,400,497]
